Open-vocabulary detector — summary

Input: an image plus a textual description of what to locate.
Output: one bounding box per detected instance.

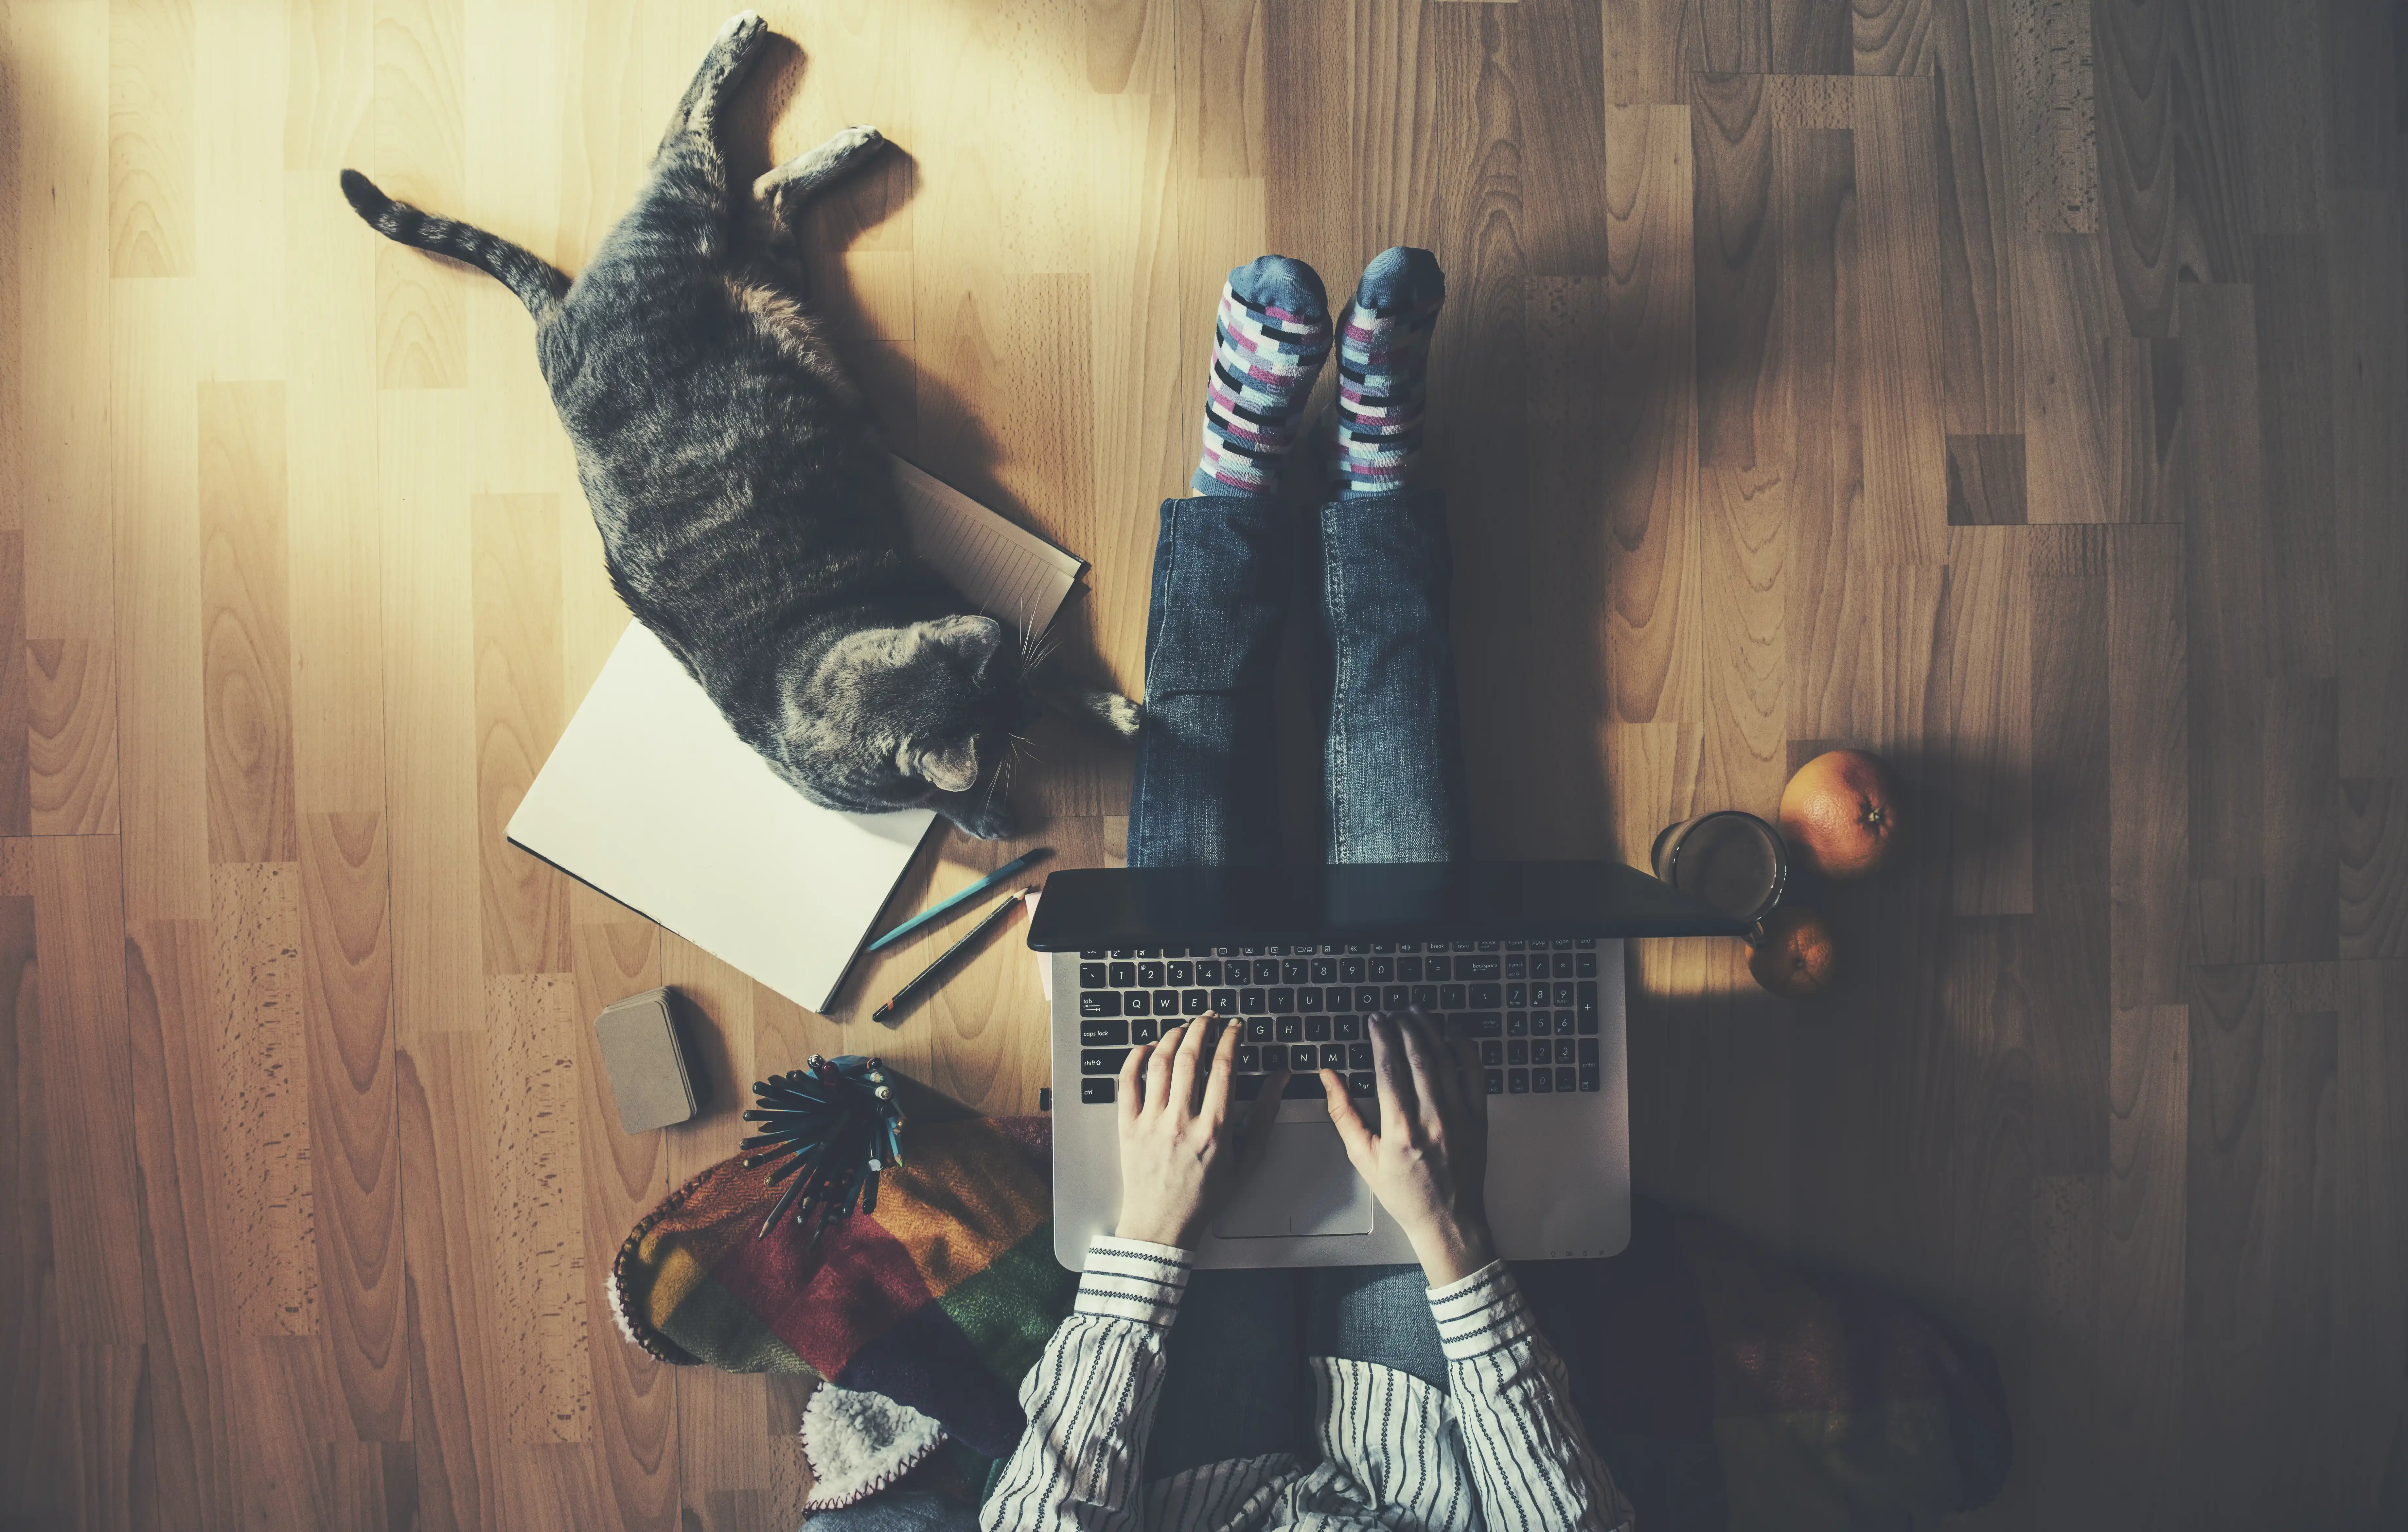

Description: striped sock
[1193,256,1332,498]
[1329,247,1445,499]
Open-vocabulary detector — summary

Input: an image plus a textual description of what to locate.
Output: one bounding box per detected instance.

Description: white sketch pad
[508,458,1086,1013]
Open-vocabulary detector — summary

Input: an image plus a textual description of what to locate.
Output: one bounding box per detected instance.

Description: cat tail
[339,169,569,320]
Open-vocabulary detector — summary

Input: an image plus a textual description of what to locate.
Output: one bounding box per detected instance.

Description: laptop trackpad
[1211,1123,1374,1239]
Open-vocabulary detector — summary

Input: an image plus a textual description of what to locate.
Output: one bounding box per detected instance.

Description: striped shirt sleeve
[980,1237,1193,1532]
[1427,1260,1636,1532]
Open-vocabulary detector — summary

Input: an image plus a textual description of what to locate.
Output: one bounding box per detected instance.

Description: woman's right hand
[1319,1008,1495,1285]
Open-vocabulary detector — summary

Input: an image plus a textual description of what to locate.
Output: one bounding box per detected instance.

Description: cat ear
[927,615,1003,666]
[918,737,979,794]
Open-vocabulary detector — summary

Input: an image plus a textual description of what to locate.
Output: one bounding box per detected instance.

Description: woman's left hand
[1113,1017,1284,1248]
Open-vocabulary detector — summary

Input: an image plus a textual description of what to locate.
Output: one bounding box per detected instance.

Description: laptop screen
[1025,862,1753,949]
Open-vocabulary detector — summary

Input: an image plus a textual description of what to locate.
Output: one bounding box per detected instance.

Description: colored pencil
[866,848,1052,952]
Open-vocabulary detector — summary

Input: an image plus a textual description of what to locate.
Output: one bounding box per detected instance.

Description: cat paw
[1093,692,1142,739]
[712,11,770,62]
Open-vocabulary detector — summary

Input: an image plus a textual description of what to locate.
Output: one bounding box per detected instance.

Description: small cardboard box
[593,987,698,1134]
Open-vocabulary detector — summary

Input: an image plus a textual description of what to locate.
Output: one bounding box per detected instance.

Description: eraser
[594,986,699,1134]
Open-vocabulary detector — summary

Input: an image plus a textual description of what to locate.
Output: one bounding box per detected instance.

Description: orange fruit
[1778,749,1905,879]
[1748,905,1839,998]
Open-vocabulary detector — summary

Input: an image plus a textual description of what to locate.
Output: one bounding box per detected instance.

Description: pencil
[866,848,1052,953]
[870,887,1033,1025]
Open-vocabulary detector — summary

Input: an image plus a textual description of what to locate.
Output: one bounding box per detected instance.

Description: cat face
[782,615,1027,814]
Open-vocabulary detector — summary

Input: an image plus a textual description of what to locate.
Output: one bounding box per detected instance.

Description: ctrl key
[1079,1077,1115,1105]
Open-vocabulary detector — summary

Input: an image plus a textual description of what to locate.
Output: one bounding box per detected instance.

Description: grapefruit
[1748,906,1839,998]
[1778,749,1904,879]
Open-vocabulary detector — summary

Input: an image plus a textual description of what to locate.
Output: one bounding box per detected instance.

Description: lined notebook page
[893,456,1085,636]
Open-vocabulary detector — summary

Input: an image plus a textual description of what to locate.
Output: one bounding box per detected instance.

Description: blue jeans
[1128,492,1467,866]
[1136,487,1466,1476]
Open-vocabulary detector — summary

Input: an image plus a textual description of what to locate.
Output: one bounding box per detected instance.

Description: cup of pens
[741,1054,906,1245]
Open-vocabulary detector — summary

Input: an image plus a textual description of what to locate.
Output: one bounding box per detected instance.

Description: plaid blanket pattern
[610,1114,1071,1460]
[612,1115,2010,1528]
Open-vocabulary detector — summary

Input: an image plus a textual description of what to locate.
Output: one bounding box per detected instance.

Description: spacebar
[1280,1074,1325,1099]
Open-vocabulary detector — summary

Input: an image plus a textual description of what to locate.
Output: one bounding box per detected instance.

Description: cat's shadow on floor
[729,40,1133,836]
[729,37,1027,541]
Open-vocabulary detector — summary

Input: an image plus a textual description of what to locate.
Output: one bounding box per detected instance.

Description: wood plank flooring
[3,1,2404,1527]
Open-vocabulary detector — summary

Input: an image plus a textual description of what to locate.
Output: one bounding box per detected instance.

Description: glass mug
[1649,810,1789,924]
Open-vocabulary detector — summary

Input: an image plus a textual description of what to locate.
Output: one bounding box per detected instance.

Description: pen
[866,847,1053,953]
[870,887,1033,1024]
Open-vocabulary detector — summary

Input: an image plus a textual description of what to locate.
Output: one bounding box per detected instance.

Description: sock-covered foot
[1193,255,1332,498]
[1329,246,1445,499]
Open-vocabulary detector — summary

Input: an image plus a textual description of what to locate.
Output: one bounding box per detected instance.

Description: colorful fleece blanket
[611,1115,2010,1528]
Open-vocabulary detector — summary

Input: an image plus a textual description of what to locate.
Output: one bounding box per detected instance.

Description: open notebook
[507,458,1085,1012]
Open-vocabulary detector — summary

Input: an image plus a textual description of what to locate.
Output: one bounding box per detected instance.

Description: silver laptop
[1026,863,1747,1270]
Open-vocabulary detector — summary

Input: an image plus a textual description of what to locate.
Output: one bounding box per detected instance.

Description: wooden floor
[2,0,2402,1527]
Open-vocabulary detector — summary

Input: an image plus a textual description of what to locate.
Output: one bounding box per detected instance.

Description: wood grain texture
[212,860,317,1337]
[2181,964,2341,1524]
[571,918,678,1532]
[1604,0,1692,105]
[2164,0,2254,285]
[108,0,194,278]
[298,810,408,1440]
[4,2,2401,1524]
[2325,189,2407,781]
[486,973,589,1447]
[2111,523,2188,1009]
[2027,536,2111,1173]
[199,381,300,865]
[1851,74,1951,567]
[1688,72,1788,813]
[2017,230,2167,523]
[0,882,65,1527]
[473,493,570,977]
[2319,0,2401,190]
[1937,525,2035,916]
[29,837,145,1350]
[2173,283,2284,976]
[1932,0,2023,437]
[15,0,122,838]
[370,0,466,388]
[2249,234,2337,682]
[2339,779,2408,960]
[2094,0,2175,336]
[193,0,289,382]
[380,389,481,1039]
[286,144,389,819]
[1946,433,2029,523]
[2008,0,2099,233]
[2098,1001,2188,1523]
[125,913,238,1532]
[0,535,29,839]
[1602,102,1703,728]
[112,277,209,923]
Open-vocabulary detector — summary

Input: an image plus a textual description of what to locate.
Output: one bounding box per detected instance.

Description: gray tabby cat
[340,12,1136,839]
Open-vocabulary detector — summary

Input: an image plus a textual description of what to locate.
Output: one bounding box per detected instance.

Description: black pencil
[870,887,1032,1024]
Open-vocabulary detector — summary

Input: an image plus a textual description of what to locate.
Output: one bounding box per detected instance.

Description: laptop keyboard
[1072,940,1603,1105]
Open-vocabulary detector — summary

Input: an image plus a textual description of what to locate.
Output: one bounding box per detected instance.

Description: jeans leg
[1142,1268,1310,1479]
[1313,491,1467,864]
[1129,495,1294,868]
[1302,1264,1448,1389]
